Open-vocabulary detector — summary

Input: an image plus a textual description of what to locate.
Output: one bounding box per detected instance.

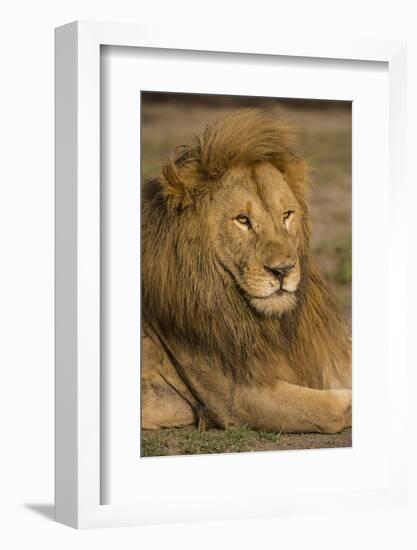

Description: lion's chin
[249,291,297,318]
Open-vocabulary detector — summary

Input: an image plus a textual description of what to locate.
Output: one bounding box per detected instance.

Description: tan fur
[142,109,351,434]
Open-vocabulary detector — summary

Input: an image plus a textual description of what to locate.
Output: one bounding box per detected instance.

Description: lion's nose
[264,262,295,282]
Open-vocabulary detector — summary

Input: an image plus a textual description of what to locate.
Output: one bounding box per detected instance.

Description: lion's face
[208,161,303,317]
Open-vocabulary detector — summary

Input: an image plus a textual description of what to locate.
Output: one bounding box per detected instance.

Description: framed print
[55,21,407,528]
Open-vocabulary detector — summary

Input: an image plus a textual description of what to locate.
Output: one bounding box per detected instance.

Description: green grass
[313,237,352,285]
[141,426,283,457]
[334,243,352,284]
[141,431,170,457]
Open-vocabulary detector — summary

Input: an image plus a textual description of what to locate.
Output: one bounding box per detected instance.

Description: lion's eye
[236,215,251,229]
[283,210,294,222]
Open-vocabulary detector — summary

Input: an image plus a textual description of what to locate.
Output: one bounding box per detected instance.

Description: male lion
[141,109,352,434]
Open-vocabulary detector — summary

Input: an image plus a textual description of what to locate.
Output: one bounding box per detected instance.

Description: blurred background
[141,92,352,326]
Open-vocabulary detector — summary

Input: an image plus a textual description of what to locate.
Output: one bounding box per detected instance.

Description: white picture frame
[55,20,407,529]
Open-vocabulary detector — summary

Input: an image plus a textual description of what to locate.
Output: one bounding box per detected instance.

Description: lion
[141,108,352,435]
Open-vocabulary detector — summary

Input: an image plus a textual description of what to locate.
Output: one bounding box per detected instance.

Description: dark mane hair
[142,109,350,387]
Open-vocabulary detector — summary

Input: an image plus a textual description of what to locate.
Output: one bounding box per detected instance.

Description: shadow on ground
[24,504,55,521]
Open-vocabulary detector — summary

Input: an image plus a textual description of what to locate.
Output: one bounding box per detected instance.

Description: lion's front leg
[165,350,352,434]
[228,381,352,434]
[189,373,352,434]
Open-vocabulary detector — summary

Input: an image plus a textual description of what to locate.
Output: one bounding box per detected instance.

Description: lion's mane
[142,109,350,388]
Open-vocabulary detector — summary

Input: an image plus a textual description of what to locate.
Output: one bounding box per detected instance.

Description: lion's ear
[161,160,197,210]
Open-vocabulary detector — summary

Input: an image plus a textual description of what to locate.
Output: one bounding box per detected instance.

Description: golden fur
[141,109,352,433]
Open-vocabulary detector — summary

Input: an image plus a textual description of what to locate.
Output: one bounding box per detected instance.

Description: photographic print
[141,92,352,457]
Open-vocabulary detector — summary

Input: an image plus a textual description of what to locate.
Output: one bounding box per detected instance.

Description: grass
[141,431,170,457]
[141,426,353,457]
[334,244,352,284]
[142,426,283,457]
[313,237,352,285]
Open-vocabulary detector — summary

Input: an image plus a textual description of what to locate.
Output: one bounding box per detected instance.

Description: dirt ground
[141,94,352,456]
